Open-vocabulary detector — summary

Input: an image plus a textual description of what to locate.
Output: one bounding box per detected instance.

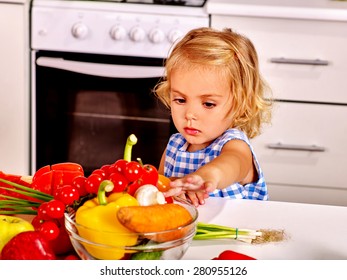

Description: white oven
[30,0,209,174]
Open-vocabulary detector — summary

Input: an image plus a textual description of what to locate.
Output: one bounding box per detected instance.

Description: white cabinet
[211,15,347,104]
[0,1,30,175]
[251,102,347,206]
[210,10,347,206]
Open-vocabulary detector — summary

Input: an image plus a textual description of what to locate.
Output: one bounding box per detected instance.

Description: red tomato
[39,221,60,241]
[48,218,74,255]
[92,169,107,179]
[112,159,128,174]
[140,164,159,186]
[57,185,80,205]
[123,161,143,182]
[100,164,112,178]
[71,175,88,197]
[85,174,103,194]
[109,172,129,193]
[126,180,142,196]
[31,215,44,230]
[45,199,66,219]
[37,202,51,221]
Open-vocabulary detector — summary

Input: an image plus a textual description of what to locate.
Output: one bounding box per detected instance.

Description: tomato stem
[136,158,144,167]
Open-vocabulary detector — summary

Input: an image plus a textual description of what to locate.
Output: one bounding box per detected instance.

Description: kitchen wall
[0,0,31,175]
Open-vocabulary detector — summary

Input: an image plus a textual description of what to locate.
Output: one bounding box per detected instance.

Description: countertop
[206,0,347,21]
[0,0,30,4]
[183,198,347,260]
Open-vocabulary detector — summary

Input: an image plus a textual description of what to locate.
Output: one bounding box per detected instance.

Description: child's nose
[185,112,196,121]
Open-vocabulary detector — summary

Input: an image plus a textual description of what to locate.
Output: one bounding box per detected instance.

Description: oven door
[31,51,173,175]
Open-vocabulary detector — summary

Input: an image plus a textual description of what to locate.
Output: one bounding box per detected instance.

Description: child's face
[170,65,234,152]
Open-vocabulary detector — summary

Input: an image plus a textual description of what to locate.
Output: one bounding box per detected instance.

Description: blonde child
[154,27,272,207]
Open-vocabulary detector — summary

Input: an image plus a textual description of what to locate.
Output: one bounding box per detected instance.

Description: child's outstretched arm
[165,139,256,204]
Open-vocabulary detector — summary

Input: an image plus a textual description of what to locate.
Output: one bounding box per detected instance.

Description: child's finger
[163,186,183,197]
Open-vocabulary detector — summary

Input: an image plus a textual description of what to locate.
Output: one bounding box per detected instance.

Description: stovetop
[31,0,209,58]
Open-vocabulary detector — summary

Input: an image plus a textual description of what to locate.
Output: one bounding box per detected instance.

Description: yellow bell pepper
[75,180,139,260]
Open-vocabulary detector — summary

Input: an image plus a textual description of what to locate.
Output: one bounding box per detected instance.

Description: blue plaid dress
[164,129,268,200]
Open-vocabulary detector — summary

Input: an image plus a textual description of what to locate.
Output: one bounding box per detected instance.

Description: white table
[183,198,347,260]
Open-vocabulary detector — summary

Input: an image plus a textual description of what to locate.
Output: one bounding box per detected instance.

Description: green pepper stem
[97,180,114,206]
[123,134,137,162]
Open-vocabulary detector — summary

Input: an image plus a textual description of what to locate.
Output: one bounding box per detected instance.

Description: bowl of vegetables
[64,191,198,260]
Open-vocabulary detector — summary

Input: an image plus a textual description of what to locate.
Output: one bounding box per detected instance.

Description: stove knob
[71,23,88,39]
[129,26,146,42]
[168,29,183,44]
[149,28,165,44]
[110,25,127,41]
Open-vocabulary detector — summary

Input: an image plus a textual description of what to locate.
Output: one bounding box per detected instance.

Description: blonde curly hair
[154,27,272,139]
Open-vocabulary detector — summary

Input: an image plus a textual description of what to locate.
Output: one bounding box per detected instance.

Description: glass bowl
[64,197,198,260]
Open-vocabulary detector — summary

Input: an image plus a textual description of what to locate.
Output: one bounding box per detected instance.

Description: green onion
[0,178,53,215]
[0,178,53,200]
[195,222,286,244]
[195,222,261,243]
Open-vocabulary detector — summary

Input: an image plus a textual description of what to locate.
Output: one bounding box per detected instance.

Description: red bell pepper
[212,250,256,260]
[31,162,84,195]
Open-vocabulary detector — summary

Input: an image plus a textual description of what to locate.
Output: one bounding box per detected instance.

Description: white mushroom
[134,184,166,206]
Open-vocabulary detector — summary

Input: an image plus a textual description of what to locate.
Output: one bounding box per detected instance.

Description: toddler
[154,27,272,206]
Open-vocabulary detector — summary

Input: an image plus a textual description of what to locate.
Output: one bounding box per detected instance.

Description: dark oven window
[34,52,173,174]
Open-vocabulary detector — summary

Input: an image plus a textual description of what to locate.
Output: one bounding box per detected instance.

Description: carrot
[117,204,194,242]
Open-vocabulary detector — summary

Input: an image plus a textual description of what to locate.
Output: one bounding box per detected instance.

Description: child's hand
[184,190,210,207]
[164,175,216,206]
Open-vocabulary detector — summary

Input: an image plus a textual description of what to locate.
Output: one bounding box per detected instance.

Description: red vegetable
[123,161,143,182]
[47,217,74,255]
[0,171,33,201]
[38,220,60,241]
[45,199,65,219]
[111,159,127,174]
[31,162,84,195]
[84,173,103,194]
[109,171,129,193]
[55,185,80,206]
[71,175,88,197]
[212,250,256,260]
[51,162,83,173]
[31,170,53,195]
[0,231,56,260]
[140,164,159,186]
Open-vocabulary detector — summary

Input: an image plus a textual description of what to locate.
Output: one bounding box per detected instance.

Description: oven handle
[36,57,165,78]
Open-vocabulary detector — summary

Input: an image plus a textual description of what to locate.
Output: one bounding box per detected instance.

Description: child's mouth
[184,127,199,135]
